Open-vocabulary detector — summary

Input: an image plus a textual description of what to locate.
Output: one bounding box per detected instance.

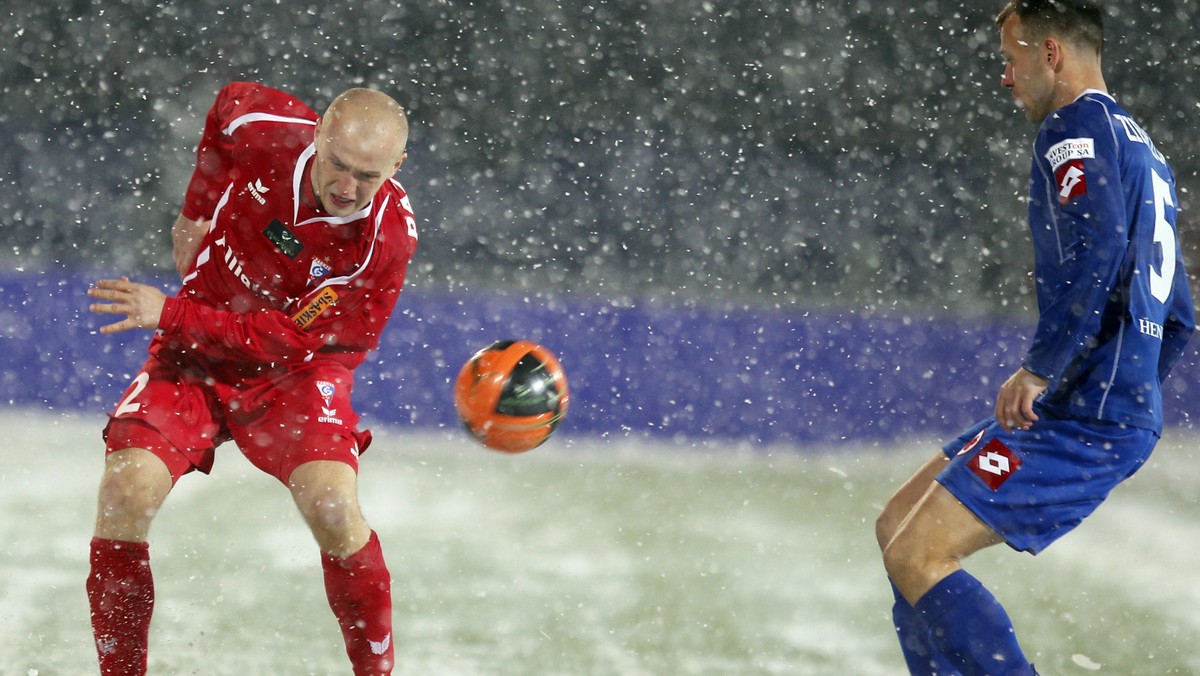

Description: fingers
[1019,400,1040,426]
[88,278,166,334]
[88,278,145,333]
[87,285,131,316]
[91,277,134,293]
[98,319,132,335]
[994,391,1035,433]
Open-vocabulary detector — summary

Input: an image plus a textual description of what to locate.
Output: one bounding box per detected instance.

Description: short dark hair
[995,0,1104,56]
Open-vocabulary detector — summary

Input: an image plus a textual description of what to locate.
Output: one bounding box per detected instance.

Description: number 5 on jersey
[1149,169,1177,304]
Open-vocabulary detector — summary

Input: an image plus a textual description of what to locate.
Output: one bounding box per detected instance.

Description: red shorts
[103,355,372,485]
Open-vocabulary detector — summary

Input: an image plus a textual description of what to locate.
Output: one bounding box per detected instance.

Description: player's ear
[393,151,407,174]
[312,117,324,148]
[1043,38,1064,70]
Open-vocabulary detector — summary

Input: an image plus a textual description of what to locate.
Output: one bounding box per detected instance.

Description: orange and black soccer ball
[454,340,570,453]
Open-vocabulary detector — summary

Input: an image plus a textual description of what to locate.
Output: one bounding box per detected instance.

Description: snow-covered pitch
[4,409,1199,674]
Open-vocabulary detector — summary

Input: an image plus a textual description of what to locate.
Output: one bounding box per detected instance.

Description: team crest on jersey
[316,381,343,424]
[316,381,336,407]
[968,439,1022,491]
[308,257,332,284]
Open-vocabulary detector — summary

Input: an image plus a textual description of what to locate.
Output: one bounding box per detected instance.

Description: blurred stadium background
[4,2,1199,309]
[3,0,1198,442]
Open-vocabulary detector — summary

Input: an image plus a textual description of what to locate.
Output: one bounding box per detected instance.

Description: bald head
[310,88,410,216]
[322,88,409,164]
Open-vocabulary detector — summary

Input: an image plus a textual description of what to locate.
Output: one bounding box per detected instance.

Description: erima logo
[96,636,117,655]
[248,178,270,205]
[369,633,391,655]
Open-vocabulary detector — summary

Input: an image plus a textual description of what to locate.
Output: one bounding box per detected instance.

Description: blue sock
[915,570,1034,676]
[890,580,960,675]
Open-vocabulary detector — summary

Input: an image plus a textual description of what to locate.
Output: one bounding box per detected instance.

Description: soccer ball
[453,340,570,453]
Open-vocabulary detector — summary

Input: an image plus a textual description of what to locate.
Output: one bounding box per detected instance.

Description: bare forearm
[172,213,208,278]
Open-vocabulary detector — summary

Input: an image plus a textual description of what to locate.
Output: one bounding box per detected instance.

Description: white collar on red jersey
[292,143,371,227]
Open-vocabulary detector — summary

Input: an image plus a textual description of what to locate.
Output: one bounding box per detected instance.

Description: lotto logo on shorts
[969,439,1022,491]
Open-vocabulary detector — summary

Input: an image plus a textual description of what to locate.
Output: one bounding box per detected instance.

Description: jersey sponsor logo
[968,439,1022,491]
[1137,317,1164,339]
[263,219,304,259]
[248,178,270,205]
[1044,137,1095,170]
[1055,160,1087,204]
[216,235,275,301]
[290,287,338,328]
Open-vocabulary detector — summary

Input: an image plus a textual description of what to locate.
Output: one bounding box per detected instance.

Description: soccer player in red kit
[86,82,417,675]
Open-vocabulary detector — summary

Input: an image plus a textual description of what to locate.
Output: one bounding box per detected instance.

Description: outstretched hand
[994,367,1048,433]
[88,277,167,334]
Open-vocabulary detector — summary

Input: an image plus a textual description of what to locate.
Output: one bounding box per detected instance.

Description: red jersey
[156,82,417,377]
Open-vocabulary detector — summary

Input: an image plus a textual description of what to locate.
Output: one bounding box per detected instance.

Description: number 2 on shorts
[115,372,150,417]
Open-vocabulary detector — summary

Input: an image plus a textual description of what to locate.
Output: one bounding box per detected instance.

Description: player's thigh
[884,482,1004,600]
[876,451,948,551]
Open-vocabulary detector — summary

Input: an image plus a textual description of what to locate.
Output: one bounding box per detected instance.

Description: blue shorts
[937,411,1158,554]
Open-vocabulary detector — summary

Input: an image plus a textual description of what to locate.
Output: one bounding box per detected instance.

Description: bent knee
[874,509,898,553]
[95,450,172,540]
[296,491,362,531]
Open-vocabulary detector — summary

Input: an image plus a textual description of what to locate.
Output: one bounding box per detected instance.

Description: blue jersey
[1021,90,1195,432]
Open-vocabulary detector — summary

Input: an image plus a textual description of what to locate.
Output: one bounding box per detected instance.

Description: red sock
[87,537,153,676]
[322,531,394,675]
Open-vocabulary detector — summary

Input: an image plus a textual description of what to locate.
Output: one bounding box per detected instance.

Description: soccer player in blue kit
[875,1,1196,674]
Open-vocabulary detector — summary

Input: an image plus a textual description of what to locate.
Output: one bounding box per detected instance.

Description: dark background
[3,1,1199,314]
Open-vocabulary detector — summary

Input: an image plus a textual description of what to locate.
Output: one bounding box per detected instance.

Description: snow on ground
[3,408,1199,674]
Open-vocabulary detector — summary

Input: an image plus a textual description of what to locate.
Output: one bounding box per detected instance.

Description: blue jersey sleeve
[1020,104,1128,385]
[1158,260,1196,381]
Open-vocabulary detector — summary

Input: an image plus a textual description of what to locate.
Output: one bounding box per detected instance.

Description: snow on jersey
[158,82,417,374]
[1023,90,1194,432]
